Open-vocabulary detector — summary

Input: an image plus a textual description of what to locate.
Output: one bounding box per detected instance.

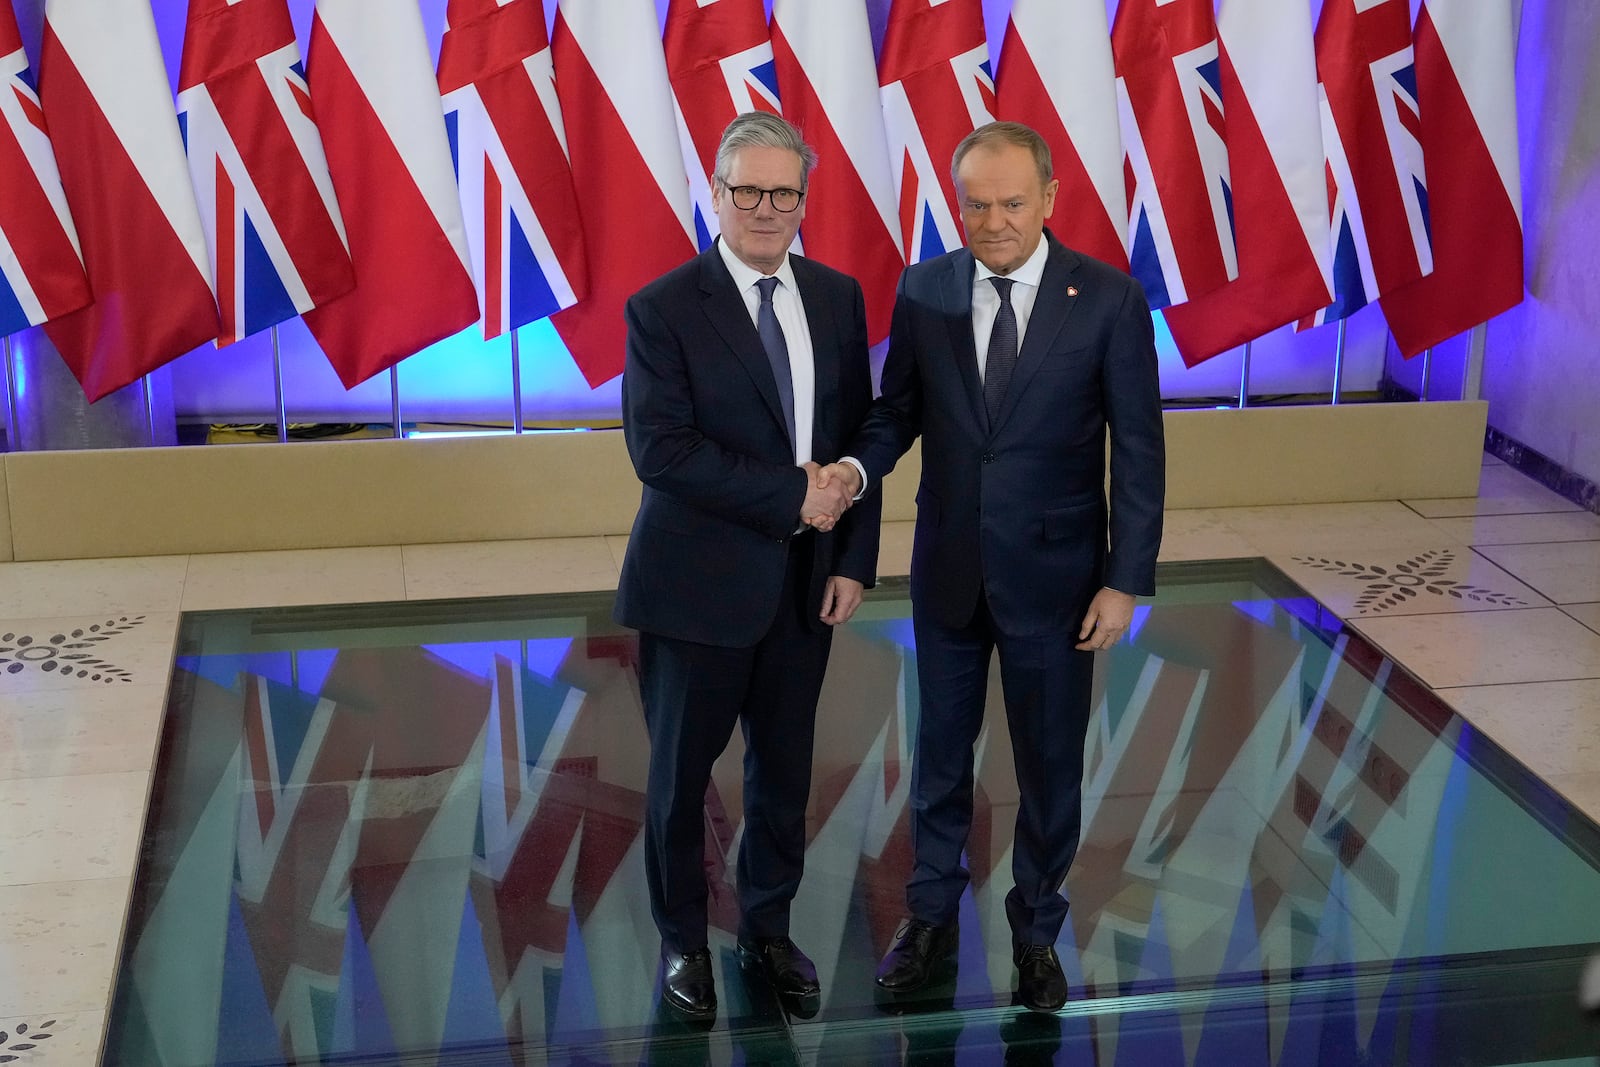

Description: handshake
[800,460,863,533]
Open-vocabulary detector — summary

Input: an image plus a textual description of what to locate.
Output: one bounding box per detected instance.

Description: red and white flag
[178,0,354,348]
[1163,0,1334,367]
[879,0,993,265]
[439,0,588,341]
[1112,0,1238,310]
[995,0,1128,272]
[772,0,901,343]
[303,0,479,390]
[550,0,696,386]
[0,0,89,337]
[1299,0,1432,329]
[38,0,218,402]
[664,0,781,251]
[1380,0,1522,356]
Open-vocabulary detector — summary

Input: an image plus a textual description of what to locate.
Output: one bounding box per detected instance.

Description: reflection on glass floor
[102,562,1600,1066]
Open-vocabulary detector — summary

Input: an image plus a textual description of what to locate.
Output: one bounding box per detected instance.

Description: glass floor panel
[102,560,1600,1066]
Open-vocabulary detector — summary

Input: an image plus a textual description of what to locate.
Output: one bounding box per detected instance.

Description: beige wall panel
[3,402,1485,560]
[1163,401,1487,508]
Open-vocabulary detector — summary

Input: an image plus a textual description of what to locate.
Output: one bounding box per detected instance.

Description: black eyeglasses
[720,182,805,213]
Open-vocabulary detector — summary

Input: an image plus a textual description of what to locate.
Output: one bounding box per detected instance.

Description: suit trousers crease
[907,591,1094,946]
[639,537,832,953]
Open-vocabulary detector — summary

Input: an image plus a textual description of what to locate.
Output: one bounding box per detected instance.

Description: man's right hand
[815,461,863,499]
[801,461,853,532]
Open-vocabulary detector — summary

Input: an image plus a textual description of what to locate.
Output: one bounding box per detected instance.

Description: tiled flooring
[2,454,1598,1065]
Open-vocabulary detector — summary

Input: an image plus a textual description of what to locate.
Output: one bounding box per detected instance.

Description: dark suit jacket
[614,243,882,648]
[848,232,1164,636]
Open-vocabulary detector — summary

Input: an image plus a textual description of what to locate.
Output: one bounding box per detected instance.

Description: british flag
[0,2,89,337]
[1113,0,1238,310]
[178,0,354,348]
[439,0,587,340]
[878,0,993,265]
[1301,0,1432,329]
[663,0,782,252]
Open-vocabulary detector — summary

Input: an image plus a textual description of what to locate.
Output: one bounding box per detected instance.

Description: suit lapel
[698,245,791,442]
[939,250,987,432]
[992,235,1083,433]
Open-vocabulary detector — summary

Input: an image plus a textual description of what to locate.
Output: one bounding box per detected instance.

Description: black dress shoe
[875,917,959,992]
[661,946,717,1020]
[1013,943,1068,1013]
[736,935,821,998]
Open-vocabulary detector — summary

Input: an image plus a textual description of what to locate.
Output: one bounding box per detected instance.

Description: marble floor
[2,452,1599,1065]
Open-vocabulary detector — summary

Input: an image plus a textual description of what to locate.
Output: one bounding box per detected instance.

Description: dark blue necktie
[984,276,1018,423]
[756,276,797,449]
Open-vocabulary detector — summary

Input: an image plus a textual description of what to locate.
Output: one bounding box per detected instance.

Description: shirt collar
[717,238,798,295]
[973,235,1049,289]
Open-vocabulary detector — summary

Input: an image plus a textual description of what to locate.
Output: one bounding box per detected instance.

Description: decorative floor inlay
[1290,549,1530,614]
[0,1019,54,1063]
[0,617,147,684]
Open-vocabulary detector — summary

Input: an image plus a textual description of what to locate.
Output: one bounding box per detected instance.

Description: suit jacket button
[981,451,996,463]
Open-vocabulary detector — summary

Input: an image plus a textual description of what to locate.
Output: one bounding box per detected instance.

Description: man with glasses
[614,111,880,1021]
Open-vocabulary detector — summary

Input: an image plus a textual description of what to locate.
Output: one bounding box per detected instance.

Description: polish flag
[439,0,588,341]
[1163,0,1334,367]
[664,0,781,251]
[550,0,697,386]
[0,1,89,336]
[995,0,1128,272]
[772,0,902,344]
[303,0,479,390]
[879,0,993,265]
[1380,0,1522,356]
[1299,0,1431,329]
[1112,0,1237,310]
[178,0,354,348]
[38,0,218,402]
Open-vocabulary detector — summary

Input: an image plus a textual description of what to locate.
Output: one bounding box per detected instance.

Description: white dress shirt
[718,241,816,465]
[972,237,1049,384]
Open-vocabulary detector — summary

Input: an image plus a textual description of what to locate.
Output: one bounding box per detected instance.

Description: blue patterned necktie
[756,276,796,449]
[984,276,1018,423]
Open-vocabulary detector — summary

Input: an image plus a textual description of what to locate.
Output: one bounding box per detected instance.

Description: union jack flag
[1300,0,1431,329]
[878,0,993,264]
[177,0,353,348]
[439,0,587,340]
[1113,0,1238,310]
[664,0,782,251]
[0,2,89,336]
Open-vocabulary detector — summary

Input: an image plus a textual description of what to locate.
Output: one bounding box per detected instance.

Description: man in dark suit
[822,121,1164,1013]
[614,111,881,1021]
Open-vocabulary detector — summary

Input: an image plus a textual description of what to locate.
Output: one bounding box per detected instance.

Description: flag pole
[390,366,402,438]
[510,326,524,435]
[1419,345,1432,402]
[1331,319,1347,405]
[142,373,157,445]
[2,333,18,452]
[1237,339,1252,409]
[271,324,289,442]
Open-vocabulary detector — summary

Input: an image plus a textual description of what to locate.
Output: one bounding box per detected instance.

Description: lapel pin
[1066,286,1079,297]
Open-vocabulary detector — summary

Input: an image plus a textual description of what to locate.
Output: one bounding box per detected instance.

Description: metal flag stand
[2,334,18,451]
[390,365,403,438]
[271,324,289,442]
[1331,318,1348,405]
[510,326,524,434]
[1237,339,1253,409]
[1419,345,1433,401]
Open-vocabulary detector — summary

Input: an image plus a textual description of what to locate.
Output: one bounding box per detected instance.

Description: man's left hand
[1076,587,1136,651]
[820,576,865,626]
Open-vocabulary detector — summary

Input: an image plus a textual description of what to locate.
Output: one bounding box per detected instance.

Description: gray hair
[713,112,818,189]
[950,121,1053,187]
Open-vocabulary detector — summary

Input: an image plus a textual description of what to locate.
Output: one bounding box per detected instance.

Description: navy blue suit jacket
[848,232,1164,635]
[614,244,882,647]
